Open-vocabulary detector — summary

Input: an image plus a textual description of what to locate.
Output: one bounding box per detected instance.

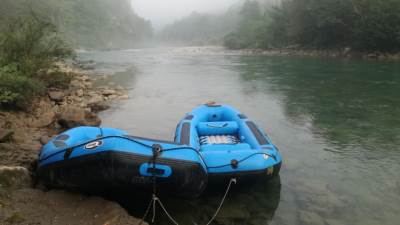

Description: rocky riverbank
[168,45,400,60]
[0,63,146,225]
[235,47,400,60]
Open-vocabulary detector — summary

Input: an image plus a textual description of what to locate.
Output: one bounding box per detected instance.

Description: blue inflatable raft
[37,104,282,197]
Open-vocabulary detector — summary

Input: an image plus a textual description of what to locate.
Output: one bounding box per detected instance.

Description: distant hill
[0,0,153,49]
[158,6,241,45]
[157,0,279,46]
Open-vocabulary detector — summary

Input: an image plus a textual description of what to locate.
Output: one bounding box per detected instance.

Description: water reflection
[79,48,400,225]
[112,176,281,225]
[235,56,400,155]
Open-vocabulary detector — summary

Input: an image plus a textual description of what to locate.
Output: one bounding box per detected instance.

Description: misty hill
[157,0,278,45]
[158,8,241,45]
[1,0,153,49]
[224,0,400,52]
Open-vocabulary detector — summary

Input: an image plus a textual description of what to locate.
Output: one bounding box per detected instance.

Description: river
[78,47,400,225]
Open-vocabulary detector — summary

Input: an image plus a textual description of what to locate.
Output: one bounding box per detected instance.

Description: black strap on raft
[137,143,238,225]
[151,144,162,195]
[138,144,180,225]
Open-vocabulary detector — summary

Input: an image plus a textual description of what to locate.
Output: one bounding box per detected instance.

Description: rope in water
[137,178,237,225]
[136,142,238,225]
[204,178,236,225]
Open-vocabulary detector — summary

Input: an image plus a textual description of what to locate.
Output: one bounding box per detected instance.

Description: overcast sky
[131,0,241,30]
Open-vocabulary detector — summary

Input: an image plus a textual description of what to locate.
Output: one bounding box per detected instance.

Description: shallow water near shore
[78,47,400,225]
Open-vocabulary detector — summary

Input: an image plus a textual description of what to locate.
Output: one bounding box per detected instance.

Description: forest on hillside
[0,0,152,108]
[160,0,400,52]
[0,0,153,49]
[225,0,400,52]
[158,9,240,45]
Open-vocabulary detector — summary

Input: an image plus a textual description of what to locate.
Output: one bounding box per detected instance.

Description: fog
[131,0,241,30]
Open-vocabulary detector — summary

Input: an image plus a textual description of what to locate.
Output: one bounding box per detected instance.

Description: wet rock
[80,63,96,70]
[118,94,129,100]
[87,95,103,105]
[90,102,110,112]
[75,75,90,82]
[343,47,351,56]
[0,166,31,189]
[108,94,118,99]
[86,94,108,112]
[326,218,343,225]
[298,210,325,225]
[0,128,14,143]
[366,52,379,59]
[58,106,84,128]
[58,107,101,128]
[102,89,117,96]
[76,89,84,97]
[84,112,102,126]
[48,91,64,102]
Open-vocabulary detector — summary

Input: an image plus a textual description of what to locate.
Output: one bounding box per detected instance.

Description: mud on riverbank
[0,63,146,225]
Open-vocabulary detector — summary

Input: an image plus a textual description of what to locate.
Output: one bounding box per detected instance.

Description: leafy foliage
[224,0,400,52]
[0,12,73,76]
[0,66,44,109]
[0,0,153,49]
[0,11,72,109]
[0,0,153,109]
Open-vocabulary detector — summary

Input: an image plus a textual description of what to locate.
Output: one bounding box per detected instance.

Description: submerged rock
[298,210,325,225]
[86,95,106,111]
[118,94,129,100]
[102,89,117,96]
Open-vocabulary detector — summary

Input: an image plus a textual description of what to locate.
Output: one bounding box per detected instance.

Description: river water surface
[78,47,400,225]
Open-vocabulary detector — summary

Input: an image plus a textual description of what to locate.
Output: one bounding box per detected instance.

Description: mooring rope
[156,196,180,225]
[137,177,237,225]
[204,178,236,225]
[139,195,154,225]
